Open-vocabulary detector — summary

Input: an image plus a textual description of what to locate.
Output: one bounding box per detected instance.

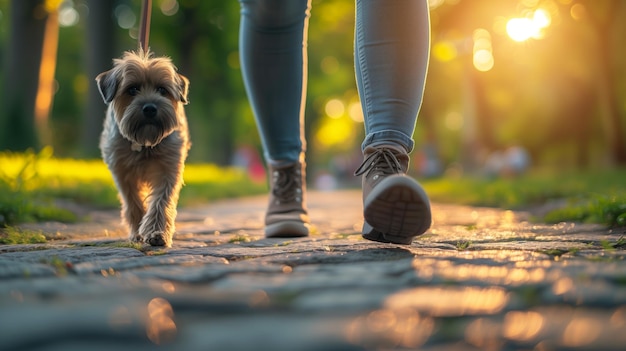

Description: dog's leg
[138,162,183,247]
[114,175,146,243]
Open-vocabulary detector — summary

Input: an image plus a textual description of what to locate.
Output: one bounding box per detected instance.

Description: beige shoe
[354,145,431,245]
[265,161,310,237]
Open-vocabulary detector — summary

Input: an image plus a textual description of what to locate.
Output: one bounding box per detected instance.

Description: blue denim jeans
[239,0,430,165]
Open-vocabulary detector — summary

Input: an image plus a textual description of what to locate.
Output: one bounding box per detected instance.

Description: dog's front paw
[138,216,173,247]
[144,231,169,247]
[139,227,172,247]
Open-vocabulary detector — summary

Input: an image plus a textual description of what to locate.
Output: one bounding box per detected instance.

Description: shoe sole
[362,175,431,245]
[362,222,414,245]
[265,220,309,238]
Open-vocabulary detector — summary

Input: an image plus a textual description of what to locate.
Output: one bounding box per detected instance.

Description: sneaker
[354,145,431,245]
[265,161,310,237]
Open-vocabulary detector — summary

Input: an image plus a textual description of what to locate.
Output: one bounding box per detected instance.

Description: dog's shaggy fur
[97,50,190,247]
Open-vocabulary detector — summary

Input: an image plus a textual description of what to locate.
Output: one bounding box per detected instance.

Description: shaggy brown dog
[97,50,190,247]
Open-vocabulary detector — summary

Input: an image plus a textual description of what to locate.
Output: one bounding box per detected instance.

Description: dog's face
[96,51,189,147]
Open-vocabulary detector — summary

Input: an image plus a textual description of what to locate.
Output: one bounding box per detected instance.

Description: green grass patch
[0,227,47,244]
[181,163,267,206]
[0,175,78,227]
[421,169,626,227]
[421,169,626,209]
[543,194,626,227]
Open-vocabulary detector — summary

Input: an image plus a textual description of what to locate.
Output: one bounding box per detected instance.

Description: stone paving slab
[1,190,626,350]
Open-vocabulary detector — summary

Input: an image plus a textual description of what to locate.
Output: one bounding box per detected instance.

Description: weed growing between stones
[274,240,293,247]
[229,234,251,244]
[597,236,626,251]
[539,249,569,258]
[612,236,626,249]
[40,255,70,276]
[76,240,146,252]
[456,241,472,251]
[109,241,145,251]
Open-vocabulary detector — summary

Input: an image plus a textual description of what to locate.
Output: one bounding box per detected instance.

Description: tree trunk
[593,0,626,165]
[81,0,116,158]
[0,0,47,150]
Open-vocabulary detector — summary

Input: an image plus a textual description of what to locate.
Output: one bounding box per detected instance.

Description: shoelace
[354,148,403,177]
[272,164,303,203]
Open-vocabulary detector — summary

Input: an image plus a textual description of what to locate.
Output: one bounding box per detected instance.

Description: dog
[96,50,190,247]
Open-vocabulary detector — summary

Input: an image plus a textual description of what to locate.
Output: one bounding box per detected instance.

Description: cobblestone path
[1,190,625,350]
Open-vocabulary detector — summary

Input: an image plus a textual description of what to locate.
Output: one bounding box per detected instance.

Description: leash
[139,0,152,52]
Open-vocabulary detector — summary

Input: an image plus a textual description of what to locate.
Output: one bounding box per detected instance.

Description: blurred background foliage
[0,0,625,181]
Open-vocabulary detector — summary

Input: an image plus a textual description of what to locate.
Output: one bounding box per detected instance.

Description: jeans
[239,0,430,165]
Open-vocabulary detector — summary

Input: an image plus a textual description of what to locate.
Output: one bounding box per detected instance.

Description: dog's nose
[142,103,157,118]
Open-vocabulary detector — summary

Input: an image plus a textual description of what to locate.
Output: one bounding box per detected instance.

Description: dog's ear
[95,69,119,104]
[177,73,190,104]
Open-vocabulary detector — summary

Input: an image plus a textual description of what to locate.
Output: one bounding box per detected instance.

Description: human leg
[354,0,432,244]
[239,0,311,237]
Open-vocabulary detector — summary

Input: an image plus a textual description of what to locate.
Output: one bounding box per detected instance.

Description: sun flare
[506,9,551,42]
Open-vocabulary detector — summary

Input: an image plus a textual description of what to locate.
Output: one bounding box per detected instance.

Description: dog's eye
[127,86,140,96]
[156,87,169,96]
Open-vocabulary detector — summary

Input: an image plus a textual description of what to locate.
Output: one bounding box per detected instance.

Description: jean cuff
[361,130,414,153]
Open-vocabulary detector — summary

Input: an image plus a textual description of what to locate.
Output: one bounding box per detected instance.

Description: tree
[0,0,48,150]
[582,0,626,165]
[81,0,116,157]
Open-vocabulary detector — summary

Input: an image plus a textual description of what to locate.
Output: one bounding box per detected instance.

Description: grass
[228,234,251,243]
[538,248,569,258]
[421,169,626,209]
[0,148,267,227]
[41,255,71,276]
[106,241,145,251]
[456,240,472,251]
[600,236,626,250]
[421,169,626,227]
[0,227,47,244]
[542,194,626,227]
